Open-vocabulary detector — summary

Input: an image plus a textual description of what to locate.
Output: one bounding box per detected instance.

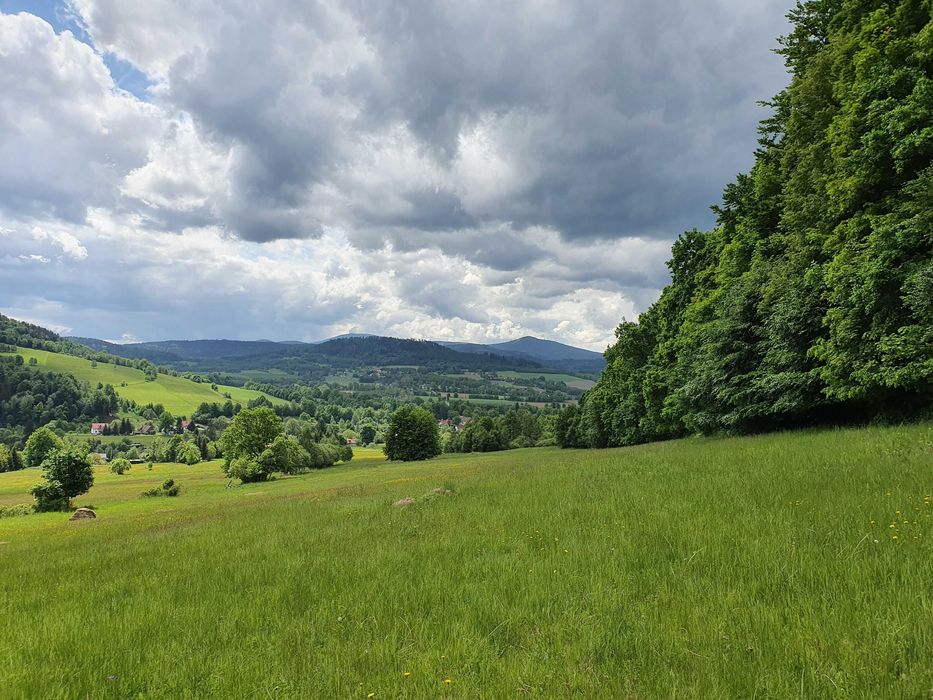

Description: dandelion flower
[368,693,376,698]
[404,672,411,678]
[444,678,453,685]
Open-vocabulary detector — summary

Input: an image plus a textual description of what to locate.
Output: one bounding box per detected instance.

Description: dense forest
[560,0,932,448]
[0,355,119,445]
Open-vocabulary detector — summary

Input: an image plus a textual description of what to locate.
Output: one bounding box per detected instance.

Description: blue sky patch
[0,0,153,99]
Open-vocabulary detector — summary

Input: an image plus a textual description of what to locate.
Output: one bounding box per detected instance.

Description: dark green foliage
[142,479,180,498]
[445,406,553,453]
[226,456,266,483]
[384,405,440,461]
[31,447,94,512]
[564,1,933,448]
[0,444,23,472]
[257,434,309,475]
[0,355,118,437]
[359,425,376,445]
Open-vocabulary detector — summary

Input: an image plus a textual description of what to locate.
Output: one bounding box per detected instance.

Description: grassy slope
[4,347,288,416]
[1,427,932,697]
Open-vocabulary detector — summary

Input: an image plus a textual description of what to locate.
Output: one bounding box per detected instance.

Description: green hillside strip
[498,370,596,390]
[4,347,288,416]
[0,425,930,695]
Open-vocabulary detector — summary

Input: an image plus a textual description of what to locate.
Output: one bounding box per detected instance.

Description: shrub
[31,481,69,512]
[142,479,180,498]
[109,457,131,475]
[257,434,309,475]
[225,456,266,483]
[176,442,201,465]
[0,503,34,518]
[0,444,23,472]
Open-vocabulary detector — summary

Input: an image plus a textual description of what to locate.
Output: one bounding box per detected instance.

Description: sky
[0,0,790,350]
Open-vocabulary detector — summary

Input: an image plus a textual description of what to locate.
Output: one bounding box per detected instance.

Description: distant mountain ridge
[438,336,605,373]
[67,333,605,373]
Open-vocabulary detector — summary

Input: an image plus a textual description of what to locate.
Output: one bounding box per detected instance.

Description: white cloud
[0,12,160,222]
[0,2,791,350]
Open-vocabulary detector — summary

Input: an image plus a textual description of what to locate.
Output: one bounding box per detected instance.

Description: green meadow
[497,370,596,391]
[4,347,287,415]
[1,426,932,697]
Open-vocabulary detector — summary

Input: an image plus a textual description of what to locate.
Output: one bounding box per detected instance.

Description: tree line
[560,0,932,448]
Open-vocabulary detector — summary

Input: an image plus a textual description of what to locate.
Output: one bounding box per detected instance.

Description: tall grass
[0,426,931,697]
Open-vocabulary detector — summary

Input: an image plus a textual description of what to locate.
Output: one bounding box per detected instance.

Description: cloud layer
[0,1,789,350]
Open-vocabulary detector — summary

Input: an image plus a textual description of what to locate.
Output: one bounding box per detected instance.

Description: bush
[109,457,131,475]
[225,456,266,483]
[0,503,34,518]
[384,405,441,461]
[176,442,201,465]
[31,480,69,512]
[142,479,180,498]
[0,444,23,472]
[257,434,309,475]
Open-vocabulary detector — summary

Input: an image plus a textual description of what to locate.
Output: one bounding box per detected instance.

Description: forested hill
[69,334,541,375]
[560,0,933,448]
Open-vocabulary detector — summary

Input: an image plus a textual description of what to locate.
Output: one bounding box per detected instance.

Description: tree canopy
[384,405,441,461]
[31,446,94,512]
[561,0,933,448]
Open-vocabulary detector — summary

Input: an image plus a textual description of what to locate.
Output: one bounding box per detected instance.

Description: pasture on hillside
[497,370,596,391]
[1,426,931,697]
[3,347,288,415]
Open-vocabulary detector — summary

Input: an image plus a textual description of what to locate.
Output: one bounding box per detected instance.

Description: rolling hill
[3,347,287,416]
[440,336,605,373]
[71,333,604,374]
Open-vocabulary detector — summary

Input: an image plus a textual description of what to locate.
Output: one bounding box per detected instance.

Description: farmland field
[3,347,288,415]
[497,370,596,390]
[1,425,932,697]
[63,432,160,446]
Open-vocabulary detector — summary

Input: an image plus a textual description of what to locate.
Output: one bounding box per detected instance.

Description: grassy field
[63,432,160,446]
[4,347,288,416]
[497,370,596,390]
[1,426,932,697]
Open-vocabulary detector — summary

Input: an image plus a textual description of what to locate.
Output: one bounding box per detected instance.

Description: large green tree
[23,426,63,468]
[219,407,282,481]
[31,446,94,512]
[384,405,440,461]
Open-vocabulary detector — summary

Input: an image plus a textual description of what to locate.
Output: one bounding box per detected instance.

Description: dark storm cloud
[339,0,790,241]
[108,0,790,246]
